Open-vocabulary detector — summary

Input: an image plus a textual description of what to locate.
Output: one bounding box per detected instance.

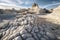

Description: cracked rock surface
[0,14,60,40]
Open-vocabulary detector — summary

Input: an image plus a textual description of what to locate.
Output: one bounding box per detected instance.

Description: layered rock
[0,14,59,40]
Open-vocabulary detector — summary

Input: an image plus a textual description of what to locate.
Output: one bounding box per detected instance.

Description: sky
[0,0,60,9]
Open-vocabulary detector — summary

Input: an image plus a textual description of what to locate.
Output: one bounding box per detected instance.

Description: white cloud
[16,0,24,4]
[0,0,25,6]
[25,1,33,5]
[43,2,60,8]
[0,0,18,7]
[0,0,12,3]
[0,3,29,9]
[0,0,31,8]
[0,3,16,6]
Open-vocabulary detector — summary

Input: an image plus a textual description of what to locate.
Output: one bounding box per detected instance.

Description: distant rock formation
[0,3,53,15]
[28,3,39,14]
[28,3,46,14]
[32,3,40,14]
[28,3,53,14]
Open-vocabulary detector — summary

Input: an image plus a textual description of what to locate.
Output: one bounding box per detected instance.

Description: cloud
[43,2,60,8]
[0,0,12,3]
[0,0,23,7]
[0,0,60,9]
[0,0,16,6]
[0,3,17,6]
[16,0,24,4]
[0,0,33,7]
[0,0,27,7]
[10,0,24,5]
[25,1,33,5]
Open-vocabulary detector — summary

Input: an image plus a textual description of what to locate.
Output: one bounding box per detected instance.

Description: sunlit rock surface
[0,13,60,40]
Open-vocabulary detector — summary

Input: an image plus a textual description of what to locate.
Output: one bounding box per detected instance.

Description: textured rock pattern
[0,14,59,40]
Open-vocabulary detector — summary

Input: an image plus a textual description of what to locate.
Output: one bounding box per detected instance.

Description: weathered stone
[14,36,22,40]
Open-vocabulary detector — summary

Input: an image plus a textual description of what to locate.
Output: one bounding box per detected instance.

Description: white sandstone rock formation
[0,14,59,40]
